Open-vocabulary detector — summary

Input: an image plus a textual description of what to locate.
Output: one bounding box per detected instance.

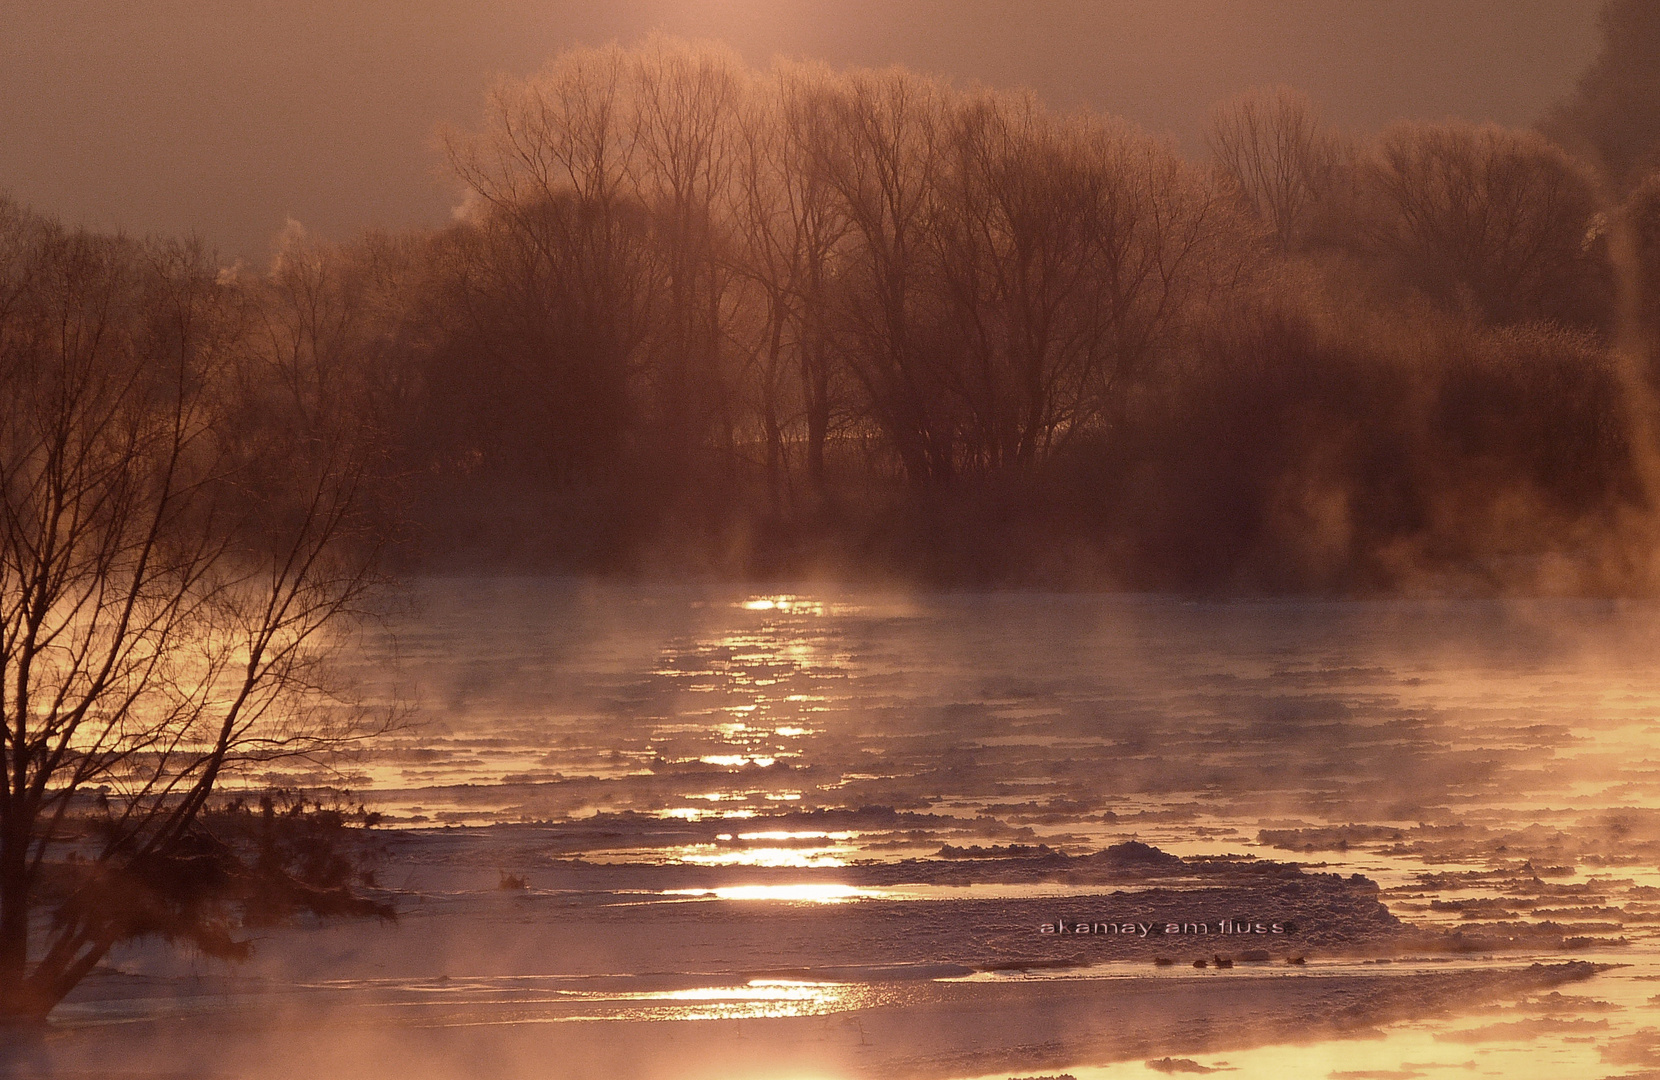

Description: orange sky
[0,0,1603,259]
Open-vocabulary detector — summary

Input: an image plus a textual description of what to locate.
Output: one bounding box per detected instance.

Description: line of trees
[427,42,1253,508]
[14,29,1660,593]
[392,36,1659,589]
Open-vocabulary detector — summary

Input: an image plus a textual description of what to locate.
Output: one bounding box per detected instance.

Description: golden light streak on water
[676,847,848,867]
[651,807,765,822]
[740,596,828,616]
[486,978,869,1023]
[662,884,873,901]
[700,754,777,767]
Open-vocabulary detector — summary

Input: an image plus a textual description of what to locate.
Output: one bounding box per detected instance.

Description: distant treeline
[6,6,1660,593]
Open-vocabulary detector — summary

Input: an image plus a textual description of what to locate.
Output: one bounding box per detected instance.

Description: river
[22,580,1660,1080]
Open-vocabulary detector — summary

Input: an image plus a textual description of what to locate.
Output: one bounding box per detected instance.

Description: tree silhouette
[0,202,391,1023]
[1207,86,1343,251]
[1358,122,1610,328]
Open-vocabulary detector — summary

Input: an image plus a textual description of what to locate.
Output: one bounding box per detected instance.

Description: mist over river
[346,580,1660,853]
[20,580,1660,1079]
[9,1,1660,1073]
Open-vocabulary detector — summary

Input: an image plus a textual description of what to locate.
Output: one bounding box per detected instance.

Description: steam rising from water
[337,583,1660,863]
[28,582,1660,1080]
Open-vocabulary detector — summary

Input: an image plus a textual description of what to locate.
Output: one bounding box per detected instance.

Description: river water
[346,580,1660,865]
[31,580,1660,1079]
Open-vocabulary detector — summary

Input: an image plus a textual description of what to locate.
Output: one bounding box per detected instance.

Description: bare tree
[442,46,663,486]
[726,61,851,502]
[1361,121,1610,327]
[627,37,746,466]
[1207,86,1343,251]
[0,206,389,1023]
[809,68,954,488]
[931,95,1239,472]
[782,68,1248,488]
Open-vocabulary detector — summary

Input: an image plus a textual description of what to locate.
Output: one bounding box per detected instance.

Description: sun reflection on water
[535,978,867,1023]
[699,754,777,767]
[662,884,874,902]
[740,595,827,615]
[614,979,855,1021]
[677,848,847,868]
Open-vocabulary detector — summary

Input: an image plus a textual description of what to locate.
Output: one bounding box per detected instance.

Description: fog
[1,1,1601,258]
[18,583,1660,1078]
[7,4,1660,1077]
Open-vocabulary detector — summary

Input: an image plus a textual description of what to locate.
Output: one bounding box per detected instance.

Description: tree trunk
[805,349,829,495]
[0,820,41,1021]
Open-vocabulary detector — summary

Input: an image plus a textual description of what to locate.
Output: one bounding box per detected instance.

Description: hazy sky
[0,0,1605,260]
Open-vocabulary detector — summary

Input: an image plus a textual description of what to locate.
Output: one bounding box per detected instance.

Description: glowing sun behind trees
[0,200,392,1023]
